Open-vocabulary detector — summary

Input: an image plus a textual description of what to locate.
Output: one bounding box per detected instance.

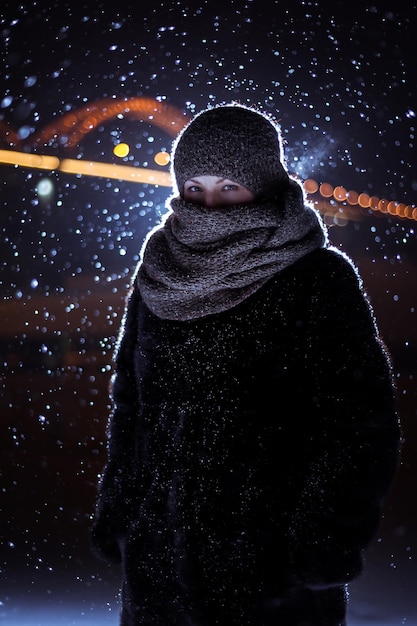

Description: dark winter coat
[91,247,400,626]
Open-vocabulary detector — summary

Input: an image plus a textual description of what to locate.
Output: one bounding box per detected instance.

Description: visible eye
[222,184,239,191]
[185,184,203,193]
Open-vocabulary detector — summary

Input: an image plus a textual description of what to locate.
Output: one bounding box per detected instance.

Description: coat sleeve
[90,284,141,564]
[287,250,401,590]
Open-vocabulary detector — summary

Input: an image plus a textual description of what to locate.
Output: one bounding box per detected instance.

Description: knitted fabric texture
[137,180,328,321]
[172,104,289,197]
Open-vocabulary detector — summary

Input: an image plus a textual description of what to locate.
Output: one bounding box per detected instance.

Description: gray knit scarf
[137,181,328,321]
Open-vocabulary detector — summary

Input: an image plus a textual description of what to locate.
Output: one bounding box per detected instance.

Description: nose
[204,190,217,207]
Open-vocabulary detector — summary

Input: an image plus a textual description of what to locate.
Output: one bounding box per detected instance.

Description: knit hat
[171,103,289,198]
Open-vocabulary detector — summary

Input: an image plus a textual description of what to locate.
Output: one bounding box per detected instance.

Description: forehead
[186,175,236,185]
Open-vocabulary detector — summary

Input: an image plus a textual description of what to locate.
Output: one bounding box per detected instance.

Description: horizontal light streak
[59,158,172,186]
[0,148,172,186]
[0,149,60,171]
[0,149,415,221]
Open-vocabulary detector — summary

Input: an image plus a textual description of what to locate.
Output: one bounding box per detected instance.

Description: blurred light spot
[113,143,130,158]
[1,96,13,108]
[303,178,319,194]
[36,178,54,198]
[333,186,347,201]
[154,151,170,166]
[24,75,38,88]
[17,126,34,140]
[358,193,370,208]
[319,182,334,198]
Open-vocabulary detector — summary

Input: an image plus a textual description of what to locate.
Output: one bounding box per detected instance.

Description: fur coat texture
[91,246,400,626]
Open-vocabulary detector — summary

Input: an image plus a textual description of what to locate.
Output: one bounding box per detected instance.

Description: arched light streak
[0,97,415,221]
[30,97,190,148]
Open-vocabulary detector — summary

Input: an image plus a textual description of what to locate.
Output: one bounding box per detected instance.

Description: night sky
[1,0,417,293]
[1,1,417,624]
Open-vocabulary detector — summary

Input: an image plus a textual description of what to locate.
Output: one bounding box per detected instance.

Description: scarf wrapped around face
[137,180,328,321]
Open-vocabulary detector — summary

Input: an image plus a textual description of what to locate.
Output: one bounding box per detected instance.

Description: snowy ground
[1,599,416,626]
[1,551,416,626]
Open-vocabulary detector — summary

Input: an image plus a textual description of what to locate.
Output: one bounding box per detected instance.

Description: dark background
[1,1,416,623]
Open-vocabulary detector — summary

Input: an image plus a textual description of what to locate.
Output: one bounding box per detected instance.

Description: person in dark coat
[91,103,400,626]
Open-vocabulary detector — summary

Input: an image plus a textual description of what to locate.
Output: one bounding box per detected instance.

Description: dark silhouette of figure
[91,103,400,625]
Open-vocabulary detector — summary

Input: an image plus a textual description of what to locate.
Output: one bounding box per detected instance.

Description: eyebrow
[187,177,228,184]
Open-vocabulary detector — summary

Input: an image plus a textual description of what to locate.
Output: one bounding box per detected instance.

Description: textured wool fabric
[137,180,328,320]
[172,103,289,197]
[92,245,400,624]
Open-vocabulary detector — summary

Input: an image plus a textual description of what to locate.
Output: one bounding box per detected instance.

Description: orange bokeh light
[333,186,347,201]
[320,182,334,198]
[303,178,319,194]
[358,193,370,208]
